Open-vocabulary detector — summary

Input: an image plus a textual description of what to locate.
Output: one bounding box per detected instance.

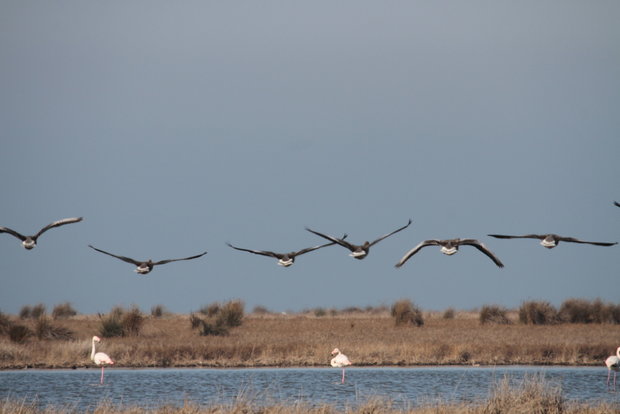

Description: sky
[1,1,618,315]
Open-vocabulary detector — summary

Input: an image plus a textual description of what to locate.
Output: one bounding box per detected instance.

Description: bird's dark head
[22,238,36,250]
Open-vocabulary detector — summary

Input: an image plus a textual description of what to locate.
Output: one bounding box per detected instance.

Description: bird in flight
[0,217,83,249]
[487,233,617,249]
[306,219,412,260]
[395,238,504,268]
[226,235,346,267]
[88,244,207,274]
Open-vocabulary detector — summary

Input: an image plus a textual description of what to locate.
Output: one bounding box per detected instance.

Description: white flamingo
[91,336,114,384]
[330,348,352,384]
[605,346,620,391]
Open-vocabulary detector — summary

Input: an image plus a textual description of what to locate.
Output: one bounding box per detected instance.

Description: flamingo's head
[331,348,341,355]
[93,336,101,342]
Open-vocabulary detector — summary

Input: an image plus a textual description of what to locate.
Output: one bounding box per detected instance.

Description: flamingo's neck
[91,339,96,361]
[617,347,620,359]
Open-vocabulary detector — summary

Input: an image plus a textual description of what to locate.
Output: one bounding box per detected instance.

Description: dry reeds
[1,303,620,369]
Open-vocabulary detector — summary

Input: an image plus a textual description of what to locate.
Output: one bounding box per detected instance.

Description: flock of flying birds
[1,201,618,274]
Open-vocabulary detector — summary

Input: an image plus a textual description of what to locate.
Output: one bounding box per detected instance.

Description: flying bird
[395,238,504,268]
[330,348,352,384]
[306,219,412,260]
[0,217,83,249]
[88,244,207,274]
[91,336,114,384]
[605,347,620,391]
[487,233,617,249]
[226,235,346,267]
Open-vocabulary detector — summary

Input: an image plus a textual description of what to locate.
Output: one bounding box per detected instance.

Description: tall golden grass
[0,309,619,369]
[0,375,617,413]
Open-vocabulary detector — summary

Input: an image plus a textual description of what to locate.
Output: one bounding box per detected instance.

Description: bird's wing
[487,234,544,240]
[369,219,413,247]
[293,234,348,256]
[153,251,208,265]
[88,245,142,265]
[394,240,438,268]
[0,226,27,241]
[460,239,505,268]
[305,228,355,250]
[226,243,281,258]
[35,217,83,239]
[614,201,620,208]
[556,236,618,247]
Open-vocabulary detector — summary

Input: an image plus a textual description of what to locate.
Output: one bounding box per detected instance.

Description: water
[1,366,618,411]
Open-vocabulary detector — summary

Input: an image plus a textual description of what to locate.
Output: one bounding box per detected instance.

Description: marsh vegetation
[0,298,619,369]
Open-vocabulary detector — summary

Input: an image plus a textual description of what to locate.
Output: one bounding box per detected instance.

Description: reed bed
[0,375,617,413]
[0,310,619,369]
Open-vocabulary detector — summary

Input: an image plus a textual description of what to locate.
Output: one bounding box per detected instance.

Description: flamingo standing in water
[331,348,352,384]
[605,347,620,391]
[91,336,114,384]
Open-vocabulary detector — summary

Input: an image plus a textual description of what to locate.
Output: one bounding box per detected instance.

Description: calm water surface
[1,366,618,410]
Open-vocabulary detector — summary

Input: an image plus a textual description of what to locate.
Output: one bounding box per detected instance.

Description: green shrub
[191,300,244,336]
[99,313,124,338]
[19,306,31,320]
[252,305,270,315]
[199,303,221,317]
[558,298,620,324]
[151,305,167,318]
[391,299,424,327]
[480,305,511,325]
[8,324,32,343]
[34,316,74,340]
[52,302,77,319]
[519,301,558,325]
[0,311,12,335]
[218,300,244,328]
[199,319,229,336]
[30,303,46,319]
[121,306,144,336]
[99,306,143,337]
[443,308,455,319]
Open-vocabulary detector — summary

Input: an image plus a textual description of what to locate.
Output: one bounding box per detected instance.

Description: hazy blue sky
[1,1,618,315]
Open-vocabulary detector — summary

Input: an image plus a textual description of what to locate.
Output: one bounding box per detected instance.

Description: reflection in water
[1,366,618,411]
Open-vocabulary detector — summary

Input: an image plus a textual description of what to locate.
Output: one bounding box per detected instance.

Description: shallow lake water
[1,366,618,411]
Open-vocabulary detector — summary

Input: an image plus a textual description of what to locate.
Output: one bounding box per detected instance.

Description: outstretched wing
[293,234,348,256]
[487,234,544,240]
[394,240,439,268]
[226,242,281,259]
[305,227,355,251]
[88,244,142,265]
[557,236,617,247]
[0,226,27,241]
[153,251,208,266]
[460,239,504,268]
[35,217,83,239]
[614,201,620,208]
[369,219,412,247]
